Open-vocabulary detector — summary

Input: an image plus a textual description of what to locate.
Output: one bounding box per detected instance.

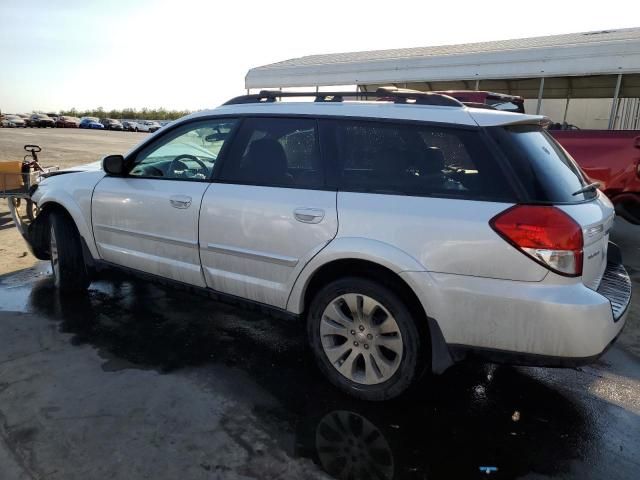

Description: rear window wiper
[572,182,600,196]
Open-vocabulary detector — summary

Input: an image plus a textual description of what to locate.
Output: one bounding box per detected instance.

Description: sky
[0,0,638,113]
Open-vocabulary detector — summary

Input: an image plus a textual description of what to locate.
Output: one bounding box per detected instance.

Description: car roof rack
[223,86,464,107]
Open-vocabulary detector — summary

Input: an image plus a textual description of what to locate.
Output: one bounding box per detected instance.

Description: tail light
[490,205,583,276]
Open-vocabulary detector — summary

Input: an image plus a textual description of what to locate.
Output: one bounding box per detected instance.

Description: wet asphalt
[0,228,639,479]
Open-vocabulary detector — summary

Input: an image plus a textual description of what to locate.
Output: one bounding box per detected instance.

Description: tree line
[56,107,192,120]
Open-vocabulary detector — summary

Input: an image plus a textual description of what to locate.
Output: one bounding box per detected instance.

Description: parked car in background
[56,116,80,128]
[122,121,140,132]
[100,118,124,131]
[28,114,56,128]
[25,89,631,401]
[1,115,27,127]
[79,117,105,129]
[137,120,162,133]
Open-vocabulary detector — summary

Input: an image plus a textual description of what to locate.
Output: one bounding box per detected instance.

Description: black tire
[26,199,38,221]
[307,277,427,401]
[49,212,90,291]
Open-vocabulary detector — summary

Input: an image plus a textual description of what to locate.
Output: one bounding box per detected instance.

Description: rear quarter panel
[334,192,549,281]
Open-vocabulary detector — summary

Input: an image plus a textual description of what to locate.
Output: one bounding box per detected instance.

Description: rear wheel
[307,277,426,401]
[49,212,90,291]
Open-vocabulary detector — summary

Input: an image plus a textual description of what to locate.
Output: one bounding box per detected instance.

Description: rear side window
[219,117,323,188]
[320,119,516,201]
[489,125,595,203]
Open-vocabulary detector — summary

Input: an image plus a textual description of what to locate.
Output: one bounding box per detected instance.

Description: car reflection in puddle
[25,271,589,480]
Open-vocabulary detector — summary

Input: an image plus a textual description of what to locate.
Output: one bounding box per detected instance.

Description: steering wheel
[168,154,208,178]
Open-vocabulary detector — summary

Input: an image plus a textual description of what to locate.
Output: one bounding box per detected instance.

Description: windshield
[489,125,595,203]
[130,120,237,180]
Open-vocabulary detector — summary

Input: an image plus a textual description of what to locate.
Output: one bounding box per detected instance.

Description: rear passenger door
[199,117,338,308]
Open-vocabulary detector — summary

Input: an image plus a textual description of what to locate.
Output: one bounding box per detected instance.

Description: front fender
[33,170,105,260]
[286,236,427,314]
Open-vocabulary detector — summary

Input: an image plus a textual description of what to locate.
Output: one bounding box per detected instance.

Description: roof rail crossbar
[223,87,463,107]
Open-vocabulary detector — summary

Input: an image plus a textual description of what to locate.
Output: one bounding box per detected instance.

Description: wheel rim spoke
[320,293,404,385]
[377,316,399,335]
[324,302,354,329]
[363,353,380,384]
[376,335,402,353]
[324,342,352,365]
[337,350,358,377]
[342,293,362,321]
[361,296,379,323]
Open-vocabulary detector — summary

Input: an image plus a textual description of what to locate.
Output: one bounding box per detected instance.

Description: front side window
[129,118,237,180]
[321,119,515,201]
[219,117,322,188]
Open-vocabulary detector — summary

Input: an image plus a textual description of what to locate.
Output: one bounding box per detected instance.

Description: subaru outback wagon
[24,88,631,400]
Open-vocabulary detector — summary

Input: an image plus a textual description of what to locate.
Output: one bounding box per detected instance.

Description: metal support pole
[536,77,545,115]
[608,73,623,130]
[474,79,479,90]
[562,97,571,124]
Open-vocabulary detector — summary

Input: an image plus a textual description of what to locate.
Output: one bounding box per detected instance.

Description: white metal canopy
[245,28,640,98]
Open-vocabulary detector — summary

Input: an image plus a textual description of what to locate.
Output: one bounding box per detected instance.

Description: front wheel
[307,277,426,401]
[49,212,90,291]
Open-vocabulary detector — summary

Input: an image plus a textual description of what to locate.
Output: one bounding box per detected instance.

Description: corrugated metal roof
[258,28,640,69]
[246,28,640,89]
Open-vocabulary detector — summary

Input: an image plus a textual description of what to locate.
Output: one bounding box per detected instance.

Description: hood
[43,160,103,178]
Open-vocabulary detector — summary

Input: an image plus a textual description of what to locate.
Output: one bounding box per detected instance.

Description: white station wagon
[23,88,631,400]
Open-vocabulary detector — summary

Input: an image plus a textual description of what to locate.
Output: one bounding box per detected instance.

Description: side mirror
[102,154,126,176]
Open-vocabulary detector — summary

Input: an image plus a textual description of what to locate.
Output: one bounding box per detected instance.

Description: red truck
[438,90,640,225]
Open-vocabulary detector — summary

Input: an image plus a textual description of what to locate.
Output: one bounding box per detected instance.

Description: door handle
[294,207,325,224]
[169,195,192,209]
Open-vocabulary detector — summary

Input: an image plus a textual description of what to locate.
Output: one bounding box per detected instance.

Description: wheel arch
[289,246,455,374]
[34,197,99,262]
[287,237,426,315]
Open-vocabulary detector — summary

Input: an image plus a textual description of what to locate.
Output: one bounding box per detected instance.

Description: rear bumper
[401,255,631,367]
[448,332,622,368]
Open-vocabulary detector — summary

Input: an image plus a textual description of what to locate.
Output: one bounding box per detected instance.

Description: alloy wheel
[320,293,403,385]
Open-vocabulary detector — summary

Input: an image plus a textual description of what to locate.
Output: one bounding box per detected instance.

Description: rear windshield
[488,125,596,203]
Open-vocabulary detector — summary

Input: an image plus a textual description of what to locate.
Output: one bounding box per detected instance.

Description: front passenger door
[92,118,238,286]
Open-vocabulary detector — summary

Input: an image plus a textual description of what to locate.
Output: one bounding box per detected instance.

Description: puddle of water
[0,262,51,312]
